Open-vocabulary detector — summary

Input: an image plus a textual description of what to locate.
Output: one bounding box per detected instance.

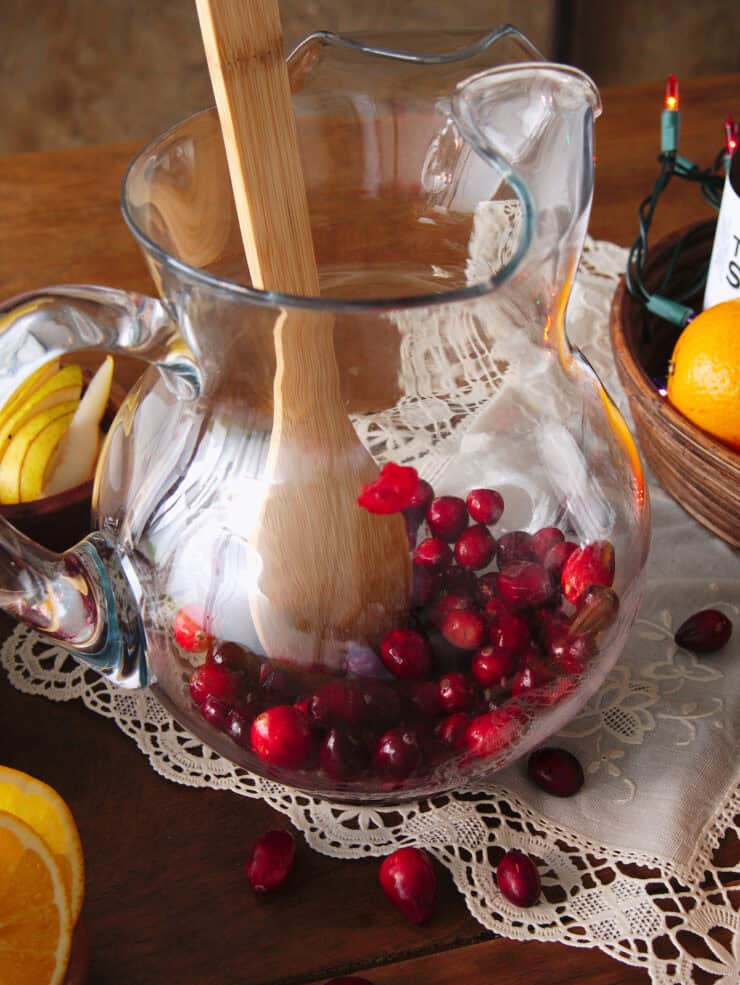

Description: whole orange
[666,299,740,451]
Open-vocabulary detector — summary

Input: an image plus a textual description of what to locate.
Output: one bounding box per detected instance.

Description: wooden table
[1,74,737,985]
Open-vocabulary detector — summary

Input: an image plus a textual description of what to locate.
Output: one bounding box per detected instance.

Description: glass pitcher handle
[0,285,199,687]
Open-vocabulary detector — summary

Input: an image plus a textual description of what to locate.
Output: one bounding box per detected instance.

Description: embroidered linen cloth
[2,238,738,985]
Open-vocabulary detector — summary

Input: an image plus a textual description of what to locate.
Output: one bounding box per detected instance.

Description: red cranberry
[250,706,316,769]
[497,849,541,907]
[379,847,437,925]
[309,680,364,727]
[466,488,504,525]
[438,672,474,713]
[200,694,229,730]
[189,663,240,706]
[244,829,295,892]
[536,608,573,650]
[498,561,555,608]
[527,747,584,796]
[476,572,500,604]
[547,629,595,675]
[357,462,419,514]
[531,526,565,561]
[174,605,212,652]
[426,496,468,542]
[442,565,478,597]
[543,539,578,580]
[380,628,432,680]
[454,525,496,570]
[496,530,535,567]
[207,640,258,684]
[320,728,371,780]
[526,675,577,708]
[488,611,530,656]
[358,681,403,730]
[561,540,615,604]
[571,585,620,635]
[511,654,556,696]
[403,478,435,545]
[413,537,453,569]
[464,705,527,758]
[373,727,423,778]
[225,705,259,747]
[482,596,510,622]
[675,609,733,653]
[435,712,471,748]
[471,645,516,686]
[258,661,299,699]
[404,680,441,719]
[440,609,487,651]
[432,592,474,627]
[411,564,441,607]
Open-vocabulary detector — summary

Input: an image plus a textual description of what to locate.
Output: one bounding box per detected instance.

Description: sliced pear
[0,359,60,437]
[20,411,77,502]
[0,365,83,461]
[0,401,79,504]
[44,356,114,497]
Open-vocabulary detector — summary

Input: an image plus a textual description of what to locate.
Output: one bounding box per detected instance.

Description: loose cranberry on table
[413,536,453,569]
[426,495,468,541]
[174,605,212,652]
[454,524,496,569]
[438,672,475,713]
[674,608,733,653]
[244,829,296,893]
[496,849,541,907]
[379,847,437,925]
[527,746,584,797]
[380,628,432,680]
[250,705,316,769]
[466,487,504,525]
[373,727,423,779]
[189,662,240,706]
[561,539,615,604]
[440,609,487,651]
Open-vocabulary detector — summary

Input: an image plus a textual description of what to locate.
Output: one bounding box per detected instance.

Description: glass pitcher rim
[120,26,595,313]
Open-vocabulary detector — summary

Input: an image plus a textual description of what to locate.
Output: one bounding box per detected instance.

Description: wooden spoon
[196,0,410,668]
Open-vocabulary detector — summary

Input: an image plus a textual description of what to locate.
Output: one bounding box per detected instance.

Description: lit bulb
[725,115,738,155]
[664,74,679,111]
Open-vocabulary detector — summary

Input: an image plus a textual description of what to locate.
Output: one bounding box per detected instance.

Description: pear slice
[20,411,77,502]
[43,356,114,497]
[0,359,60,437]
[0,400,80,504]
[0,365,83,461]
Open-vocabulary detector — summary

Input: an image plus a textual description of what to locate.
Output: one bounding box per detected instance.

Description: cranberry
[496,849,541,907]
[438,672,474,713]
[471,645,516,686]
[527,675,577,708]
[174,605,212,652]
[547,629,595,675]
[250,706,316,769]
[403,477,435,545]
[225,705,259,747]
[536,608,573,649]
[258,661,299,699]
[403,680,441,719]
[379,847,437,925]
[411,564,441,607]
[675,609,733,653]
[320,728,371,780]
[498,561,555,608]
[426,496,468,542]
[488,611,530,656]
[189,663,240,706]
[561,540,615,604]
[435,712,471,748]
[357,462,419,514]
[380,628,432,680]
[464,705,527,758]
[413,537,453,569]
[496,530,535,567]
[531,526,565,561]
[511,656,555,697]
[309,680,364,727]
[466,488,504,525]
[571,585,620,635]
[527,747,584,796]
[476,572,500,604]
[373,727,422,778]
[200,694,229,730]
[543,539,578,580]
[442,565,478,597]
[454,524,496,570]
[440,609,487,651]
[207,639,255,677]
[482,596,510,622]
[358,681,403,730]
[244,829,295,892]
[432,592,474,627]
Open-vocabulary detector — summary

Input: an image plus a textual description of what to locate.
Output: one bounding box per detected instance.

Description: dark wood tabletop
[1,74,737,985]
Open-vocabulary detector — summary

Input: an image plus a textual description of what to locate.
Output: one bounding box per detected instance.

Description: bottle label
[704,163,740,308]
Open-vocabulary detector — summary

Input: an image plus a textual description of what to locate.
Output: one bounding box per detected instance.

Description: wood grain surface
[2,74,738,985]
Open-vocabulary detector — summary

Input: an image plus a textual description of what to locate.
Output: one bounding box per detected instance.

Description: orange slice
[0,767,84,922]
[0,809,72,985]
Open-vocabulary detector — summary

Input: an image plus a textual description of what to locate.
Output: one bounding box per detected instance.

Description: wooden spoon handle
[195,0,319,295]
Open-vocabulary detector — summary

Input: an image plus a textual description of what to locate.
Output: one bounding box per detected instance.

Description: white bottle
[704,152,740,308]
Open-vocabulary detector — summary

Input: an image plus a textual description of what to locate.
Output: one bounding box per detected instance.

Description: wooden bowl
[609,220,740,548]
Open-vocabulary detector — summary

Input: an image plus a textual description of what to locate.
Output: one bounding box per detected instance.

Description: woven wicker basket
[609,220,740,549]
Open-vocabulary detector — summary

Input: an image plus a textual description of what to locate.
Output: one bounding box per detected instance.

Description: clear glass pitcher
[0,26,649,800]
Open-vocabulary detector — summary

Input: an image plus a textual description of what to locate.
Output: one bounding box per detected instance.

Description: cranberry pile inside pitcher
[177,463,619,793]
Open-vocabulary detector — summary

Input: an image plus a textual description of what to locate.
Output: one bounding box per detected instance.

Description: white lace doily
[3,238,739,985]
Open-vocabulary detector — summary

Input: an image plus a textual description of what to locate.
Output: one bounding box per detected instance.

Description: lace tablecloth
[3,239,738,985]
